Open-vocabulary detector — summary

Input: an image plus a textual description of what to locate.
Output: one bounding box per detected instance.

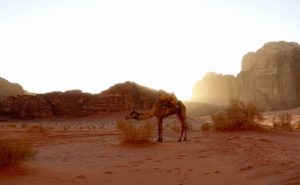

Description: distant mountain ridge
[192,41,300,111]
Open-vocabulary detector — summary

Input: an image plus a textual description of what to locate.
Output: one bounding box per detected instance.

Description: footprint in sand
[154,167,161,171]
[76,175,86,179]
[239,166,253,171]
[115,165,128,168]
[202,170,220,175]
[103,171,113,175]
[197,155,209,158]
[130,161,144,167]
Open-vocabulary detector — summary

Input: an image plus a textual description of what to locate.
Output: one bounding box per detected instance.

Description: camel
[126,93,187,142]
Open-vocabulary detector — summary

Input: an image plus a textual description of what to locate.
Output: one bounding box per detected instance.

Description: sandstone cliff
[192,41,300,111]
[0,81,161,119]
[0,77,25,101]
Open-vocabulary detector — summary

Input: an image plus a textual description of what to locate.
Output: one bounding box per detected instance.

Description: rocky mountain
[192,41,300,111]
[0,77,25,101]
[0,81,162,119]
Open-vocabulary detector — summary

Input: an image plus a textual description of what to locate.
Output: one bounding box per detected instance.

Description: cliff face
[192,72,238,105]
[0,81,161,119]
[0,77,25,101]
[192,41,300,111]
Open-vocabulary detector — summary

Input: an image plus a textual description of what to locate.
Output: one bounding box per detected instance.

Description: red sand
[1,117,300,185]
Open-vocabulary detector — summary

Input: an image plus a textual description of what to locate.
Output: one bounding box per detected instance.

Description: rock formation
[192,41,300,111]
[0,77,25,101]
[0,81,162,119]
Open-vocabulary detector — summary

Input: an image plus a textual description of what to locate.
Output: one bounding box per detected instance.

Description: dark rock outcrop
[0,77,25,101]
[192,41,300,111]
[0,81,162,119]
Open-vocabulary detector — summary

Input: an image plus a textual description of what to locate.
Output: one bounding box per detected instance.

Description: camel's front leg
[157,117,163,142]
[178,114,187,142]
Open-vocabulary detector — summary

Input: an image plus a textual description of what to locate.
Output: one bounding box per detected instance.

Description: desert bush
[117,120,154,143]
[296,121,300,130]
[27,125,47,133]
[0,139,36,169]
[21,122,28,129]
[201,123,210,131]
[211,100,263,131]
[273,113,293,130]
[7,123,17,128]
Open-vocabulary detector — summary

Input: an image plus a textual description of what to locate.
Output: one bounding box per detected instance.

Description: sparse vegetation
[21,122,28,129]
[117,120,154,143]
[273,113,293,131]
[7,123,17,128]
[201,123,210,131]
[27,125,47,133]
[211,100,263,131]
[0,138,36,169]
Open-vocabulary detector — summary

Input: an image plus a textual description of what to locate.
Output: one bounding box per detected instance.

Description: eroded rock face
[0,77,25,101]
[192,72,238,106]
[192,41,300,111]
[0,81,161,119]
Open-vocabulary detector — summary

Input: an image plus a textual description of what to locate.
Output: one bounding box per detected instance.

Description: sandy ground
[1,114,300,185]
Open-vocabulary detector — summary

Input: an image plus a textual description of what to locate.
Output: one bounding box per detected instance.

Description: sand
[1,114,300,185]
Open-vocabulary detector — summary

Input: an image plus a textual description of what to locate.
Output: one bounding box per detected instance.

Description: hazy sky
[0,0,299,100]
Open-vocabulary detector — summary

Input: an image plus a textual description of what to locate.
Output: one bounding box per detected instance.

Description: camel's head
[125,110,141,120]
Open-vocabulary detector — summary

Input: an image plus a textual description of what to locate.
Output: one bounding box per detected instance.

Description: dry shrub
[7,123,17,128]
[27,125,47,133]
[211,100,263,131]
[296,121,300,130]
[0,139,36,169]
[21,122,28,129]
[273,113,293,130]
[201,123,210,131]
[117,120,154,143]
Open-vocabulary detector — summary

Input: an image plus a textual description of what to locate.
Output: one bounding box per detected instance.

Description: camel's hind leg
[157,117,163,142]
[177,114,187,142]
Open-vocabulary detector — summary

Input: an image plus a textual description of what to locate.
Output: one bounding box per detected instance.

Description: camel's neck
[137,110,155,120]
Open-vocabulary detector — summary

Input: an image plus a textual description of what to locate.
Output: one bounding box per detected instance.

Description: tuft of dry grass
[6,123,17,128]
[273,113,293,131]
[201,123,210,131]
[0,138,36,169]
[27,125,47,133]
[117,120,154,144]
[211,100,263,131]
[21,122,29,129]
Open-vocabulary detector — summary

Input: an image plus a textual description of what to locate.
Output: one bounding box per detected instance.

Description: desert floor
[1,114,300,185]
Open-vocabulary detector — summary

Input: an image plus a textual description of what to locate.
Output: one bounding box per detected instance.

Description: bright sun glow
[0,0,299,100]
